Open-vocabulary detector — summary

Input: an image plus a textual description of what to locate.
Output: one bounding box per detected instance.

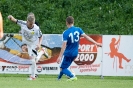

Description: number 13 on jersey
[69,31,80,43]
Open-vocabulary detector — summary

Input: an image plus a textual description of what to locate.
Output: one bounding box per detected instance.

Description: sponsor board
[103,35,133,76]
[71,35,102,75]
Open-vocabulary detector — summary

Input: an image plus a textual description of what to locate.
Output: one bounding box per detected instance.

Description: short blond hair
[27,12,35,23]
[27,12,35,17]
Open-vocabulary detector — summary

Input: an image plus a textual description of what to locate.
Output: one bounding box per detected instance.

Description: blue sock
[57,71,63,80]
[62,68,74,78]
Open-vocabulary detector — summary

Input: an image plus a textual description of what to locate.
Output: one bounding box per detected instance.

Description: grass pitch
[0,74,132,88]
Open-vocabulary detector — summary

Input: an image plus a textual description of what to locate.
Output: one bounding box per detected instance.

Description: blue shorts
[60,55,77,69]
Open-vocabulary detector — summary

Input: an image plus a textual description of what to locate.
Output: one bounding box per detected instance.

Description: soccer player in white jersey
[57,16,102,81]
[8,12,43,80]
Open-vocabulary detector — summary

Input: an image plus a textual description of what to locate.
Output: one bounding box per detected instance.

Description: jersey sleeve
[17,20,26,26]
[62,31,67,42]
[37,29,43,38]
[79,28,85,36]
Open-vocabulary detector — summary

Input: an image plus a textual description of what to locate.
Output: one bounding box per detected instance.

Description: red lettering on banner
[70,66,78,69]
[79,44,95,52]
[71,64,100,73]
[74,35,102,66]
[18,65,29,69]
[78,64,100,69]
[80,68,97,73]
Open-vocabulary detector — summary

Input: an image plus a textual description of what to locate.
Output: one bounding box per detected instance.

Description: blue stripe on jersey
[63,26,84,57]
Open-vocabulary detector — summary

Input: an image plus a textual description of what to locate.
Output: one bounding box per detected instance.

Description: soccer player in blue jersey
[57,16,102,81]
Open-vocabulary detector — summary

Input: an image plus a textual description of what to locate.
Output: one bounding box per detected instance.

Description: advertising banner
[70,35,102,75]
[0,34,62,74]
[102,35,133,76]
[0,34,102,75]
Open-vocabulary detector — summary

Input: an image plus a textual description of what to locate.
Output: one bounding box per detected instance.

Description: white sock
[36,50,44,62]
[31,58,36,78]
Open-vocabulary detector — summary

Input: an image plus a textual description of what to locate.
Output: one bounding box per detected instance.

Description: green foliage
[0,0,133,34]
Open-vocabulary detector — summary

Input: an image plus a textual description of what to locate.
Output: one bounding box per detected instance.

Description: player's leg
[27,44,36,80]
[65,69,76,79]
[57,68,63,80]
[61,56,77,81]
[30,57,36,79]
[35,47,48,63]
[57,56,65,80]
[58,56,76,80]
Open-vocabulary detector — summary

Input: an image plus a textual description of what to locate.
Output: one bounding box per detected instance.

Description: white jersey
[17,20,42,45]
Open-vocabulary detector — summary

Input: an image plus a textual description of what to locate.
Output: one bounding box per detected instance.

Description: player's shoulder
[70,26,82,33]
[63,29,70,35]
[17,20,26,25]
[74,26,82,30]
[33,24,40,30]
[63,29,67,33]
[74,26,84,33]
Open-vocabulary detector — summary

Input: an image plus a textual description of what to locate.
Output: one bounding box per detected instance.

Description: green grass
[0,74,132,88]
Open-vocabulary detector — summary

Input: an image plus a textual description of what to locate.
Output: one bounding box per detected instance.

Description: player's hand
[7,15,17,23]
[36,44,41,51]
[57,56,61,64]
[8,15,13,20]
[96,43,102,47]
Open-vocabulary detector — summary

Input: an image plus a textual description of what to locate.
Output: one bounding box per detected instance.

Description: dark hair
[66,16,74,24]
[21,44,27,48]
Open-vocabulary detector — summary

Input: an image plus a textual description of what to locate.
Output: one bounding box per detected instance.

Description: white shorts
[22,37,38,57]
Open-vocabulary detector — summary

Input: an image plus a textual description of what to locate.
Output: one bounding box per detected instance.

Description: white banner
[102,35,133,76]
[0,62,60,74]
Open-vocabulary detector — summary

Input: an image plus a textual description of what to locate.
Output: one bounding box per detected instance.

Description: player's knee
[31,59,36,64]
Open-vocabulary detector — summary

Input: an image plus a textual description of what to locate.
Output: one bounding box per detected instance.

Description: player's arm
[57,41,66,64]
[81,34,102,47]
[8,15,17,23]
[36,29,43,50]
[59,41,66,58]
[57,31,67,63]
[38,35,43,46]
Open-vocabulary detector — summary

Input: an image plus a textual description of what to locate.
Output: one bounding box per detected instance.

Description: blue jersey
[63,26,84,57]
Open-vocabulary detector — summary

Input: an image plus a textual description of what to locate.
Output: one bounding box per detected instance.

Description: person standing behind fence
[57,16,102,81]
[8,12,43,80]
